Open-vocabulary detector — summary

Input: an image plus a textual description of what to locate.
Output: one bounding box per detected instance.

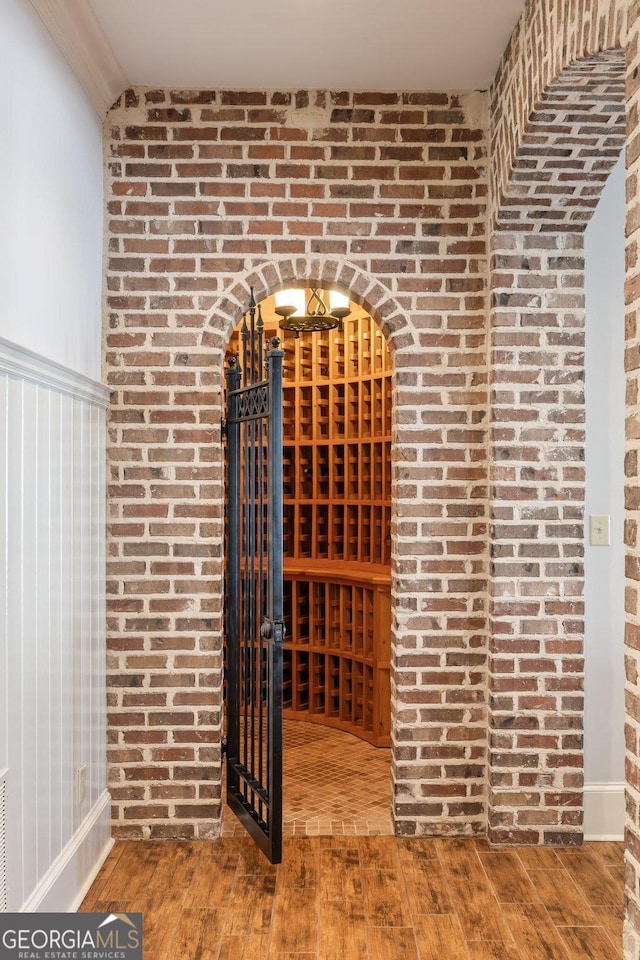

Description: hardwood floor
[80,837,624,960]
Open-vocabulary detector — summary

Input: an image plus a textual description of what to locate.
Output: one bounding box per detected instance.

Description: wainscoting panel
[0,337,111,911]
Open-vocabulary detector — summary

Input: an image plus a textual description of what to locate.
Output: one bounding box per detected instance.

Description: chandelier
[274,288,351,337]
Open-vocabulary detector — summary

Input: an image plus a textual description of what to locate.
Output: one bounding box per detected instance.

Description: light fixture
[274,287,351,337]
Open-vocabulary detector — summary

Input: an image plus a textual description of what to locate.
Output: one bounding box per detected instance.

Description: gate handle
[260,618,272,639]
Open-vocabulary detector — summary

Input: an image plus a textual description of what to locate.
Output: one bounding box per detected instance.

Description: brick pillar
[488,231,586,844]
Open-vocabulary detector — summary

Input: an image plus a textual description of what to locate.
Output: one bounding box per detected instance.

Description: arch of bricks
[489,0,627,223]
[488,47,626,845]
[198,255,433,838]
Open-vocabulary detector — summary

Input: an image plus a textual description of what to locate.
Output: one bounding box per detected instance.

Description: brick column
[488,231,586,843]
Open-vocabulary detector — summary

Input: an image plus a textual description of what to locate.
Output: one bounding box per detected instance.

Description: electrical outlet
[77,764,87,805]
[589,514,610,547]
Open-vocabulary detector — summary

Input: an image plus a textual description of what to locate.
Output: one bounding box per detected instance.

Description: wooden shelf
[229,304,392,747]
[282,559,391,745]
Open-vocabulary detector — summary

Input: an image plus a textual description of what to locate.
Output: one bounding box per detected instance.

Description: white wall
[584,152,626,838]
[0,0,110,910]
[0,0,104,380]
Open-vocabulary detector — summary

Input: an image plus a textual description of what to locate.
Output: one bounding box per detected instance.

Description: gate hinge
[221,418,228,441]
[221,740,228,758]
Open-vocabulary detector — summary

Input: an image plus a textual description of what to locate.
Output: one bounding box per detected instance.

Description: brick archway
[203,256,418,353]
[204,257,417,835]
[205,255,486,838]
[488,50,626,845]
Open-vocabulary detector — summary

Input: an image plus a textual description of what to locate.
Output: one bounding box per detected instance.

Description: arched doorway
[222,285,394,839]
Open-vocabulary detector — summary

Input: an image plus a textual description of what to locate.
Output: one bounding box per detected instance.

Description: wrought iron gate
[224,291,284,863]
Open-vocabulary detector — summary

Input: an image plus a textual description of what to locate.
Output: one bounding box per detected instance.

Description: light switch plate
[589,514,610,546]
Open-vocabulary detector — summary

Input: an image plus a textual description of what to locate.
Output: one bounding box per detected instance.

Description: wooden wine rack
[228,301,392,747]
[283,559,391,746]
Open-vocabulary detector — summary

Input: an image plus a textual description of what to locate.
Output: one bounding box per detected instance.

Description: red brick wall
[489,0,627,224]
[488,53,626,844]
[488,1,636,954]
[104,89,490,839]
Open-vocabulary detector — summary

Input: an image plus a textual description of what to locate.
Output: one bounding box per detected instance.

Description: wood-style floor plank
[269,887,318,954]
[608,864,625,886]
[98,845,155,903]
[278,838,319,888]
[527,867,598,927]
[318,899,367,960]
[366,925,419,960]
[187,848,238,909]
[466,942,522,960]
[401,856,453,915]
[79,836,626,960]
[437,839,493,887]
[395,837,439,861]
[557,850,623,906]
[363,869,412,927]
[359,835,401,871]
[218,934,270,960]
[223,873,277,936]
[515,847,563,871]
[592,904,624,953]
[319,844,362,900]
[81,842,125,907]
[139,891,186,960]
[236,837,279,876]
[589,842,625,866]
[502,902,571,960]
[92,900,142,914]
[165,907,225,960]
[438,843,512,941]
[451,880,514,943]
[479,850,540,903]
[559,924,622,960]
[412,914,469,960]
[268,954,316,960]
[146,842,201,902]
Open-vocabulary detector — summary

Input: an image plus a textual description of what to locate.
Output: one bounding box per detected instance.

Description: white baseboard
[21,791,113,913]
[584,782,625,840]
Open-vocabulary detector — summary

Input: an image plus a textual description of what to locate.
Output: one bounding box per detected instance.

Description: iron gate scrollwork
[225,290,284,864]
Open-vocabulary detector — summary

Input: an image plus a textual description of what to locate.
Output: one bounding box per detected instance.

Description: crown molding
[29,0,128,116]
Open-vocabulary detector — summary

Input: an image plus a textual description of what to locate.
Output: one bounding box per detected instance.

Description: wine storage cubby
[282,560,391,746]
[228,301,392,746]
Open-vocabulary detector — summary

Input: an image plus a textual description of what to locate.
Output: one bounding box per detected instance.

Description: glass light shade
[275,288,305,316]
[329,290,349,310]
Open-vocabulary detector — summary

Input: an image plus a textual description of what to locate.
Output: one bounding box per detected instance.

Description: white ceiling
[86,0,526,92]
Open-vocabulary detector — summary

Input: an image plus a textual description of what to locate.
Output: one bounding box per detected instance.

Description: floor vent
[0,770,6,912]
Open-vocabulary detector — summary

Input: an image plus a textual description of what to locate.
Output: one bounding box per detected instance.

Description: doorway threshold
[223,719,393,837]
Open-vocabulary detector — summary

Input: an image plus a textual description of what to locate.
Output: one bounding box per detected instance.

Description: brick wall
[488,53,626,844]
[488,0,637,954]
[489,0,627,224]
[104,89,490,839]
